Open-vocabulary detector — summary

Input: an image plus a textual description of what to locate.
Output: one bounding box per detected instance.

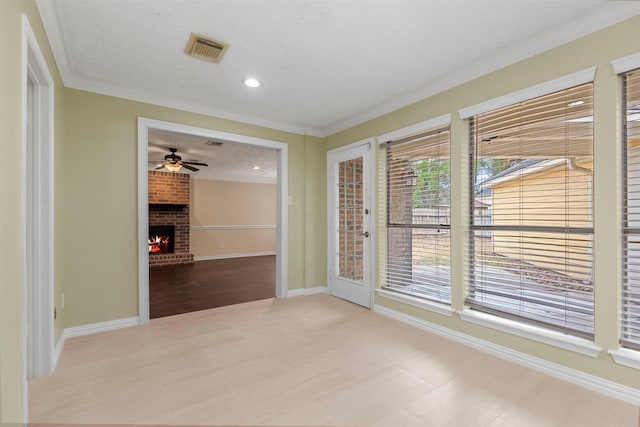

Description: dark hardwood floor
[149,255,276,319]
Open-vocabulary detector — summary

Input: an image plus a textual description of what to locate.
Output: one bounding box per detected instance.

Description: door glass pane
[338,157,364,282]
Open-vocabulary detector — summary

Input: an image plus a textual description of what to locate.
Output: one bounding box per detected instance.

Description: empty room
[2,1,640,426]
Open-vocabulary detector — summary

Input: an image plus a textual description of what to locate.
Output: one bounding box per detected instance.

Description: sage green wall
[62,88,326,327]
[2,1,637,420]
[0,0,327,416]
[325,16,640,390]
[0,0,66,421]
[304,135,327,287]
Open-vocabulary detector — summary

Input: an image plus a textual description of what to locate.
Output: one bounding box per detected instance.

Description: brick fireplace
[148,170,194,267]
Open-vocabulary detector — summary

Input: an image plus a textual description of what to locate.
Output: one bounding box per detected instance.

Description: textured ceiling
[37,0,640,138]
[148,129,278,184]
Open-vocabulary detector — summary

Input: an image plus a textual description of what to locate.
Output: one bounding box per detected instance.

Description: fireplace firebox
[148,225,175,254]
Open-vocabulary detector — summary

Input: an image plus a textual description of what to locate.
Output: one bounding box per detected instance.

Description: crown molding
[37,0,324,137]
[66,75,325,137]
[37,0,640,139]
[36,0,75,82]
[321,7,639,137]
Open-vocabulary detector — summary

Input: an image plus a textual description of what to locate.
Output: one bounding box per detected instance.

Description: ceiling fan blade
[155,164,166,170]
[182,161,208,166]
[181,163,199,172]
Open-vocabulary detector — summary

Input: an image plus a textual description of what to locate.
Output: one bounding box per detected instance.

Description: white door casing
[22,14,55,377]
[22,13,55,422]
[327,140,374,308]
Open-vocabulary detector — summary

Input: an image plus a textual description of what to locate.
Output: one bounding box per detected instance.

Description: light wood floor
[29,294,639,426]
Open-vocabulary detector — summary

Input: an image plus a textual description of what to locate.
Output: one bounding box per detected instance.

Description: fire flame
[148,235,170,253]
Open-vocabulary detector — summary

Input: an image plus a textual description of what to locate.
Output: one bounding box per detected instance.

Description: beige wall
[190,179,277,258]
[0,0,67,421]
[326,17,640,390]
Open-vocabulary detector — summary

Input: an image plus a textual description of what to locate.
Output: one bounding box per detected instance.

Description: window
[467,83,594,339]
[622,68,640,351]
[385,125,451,304]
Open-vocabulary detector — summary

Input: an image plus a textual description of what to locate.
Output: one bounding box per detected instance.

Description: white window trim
[458,309,602,358]
[620,64,640,356]
[458,67,596,119]
[380,117,453,307]
[609,348,640,370]
[376,288,454,317]
[377,113,451,144]
[612,52,640,75]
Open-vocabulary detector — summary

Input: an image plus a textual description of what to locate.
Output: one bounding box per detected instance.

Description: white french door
[327,141,373,308]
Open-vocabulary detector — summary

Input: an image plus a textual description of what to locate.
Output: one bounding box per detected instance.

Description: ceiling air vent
[185,33,229,63]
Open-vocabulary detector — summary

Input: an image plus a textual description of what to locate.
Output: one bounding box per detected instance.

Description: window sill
[376,288,453,317]
[609,348,640,370]
[458,309,602,358]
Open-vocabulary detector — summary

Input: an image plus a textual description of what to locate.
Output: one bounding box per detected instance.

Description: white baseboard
[287,286,328,298]
[194,251,276,261]
[52,333,66,370]
[63,317,139,339]
[373,304,640,405]
[50,316,139,372]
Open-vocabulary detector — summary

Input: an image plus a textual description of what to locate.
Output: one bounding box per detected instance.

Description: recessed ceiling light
[568,100,585,107]
[243,78,260,88]
[252,166,261,170]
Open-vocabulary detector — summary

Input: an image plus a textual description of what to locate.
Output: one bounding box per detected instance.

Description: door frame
[21,12,55,415]
[327,139,375,308]
[137,118,288,324]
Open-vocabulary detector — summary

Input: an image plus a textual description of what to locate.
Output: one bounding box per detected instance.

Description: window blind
[467,83,594,339]
[622,69,640,351]
[385,126,451,304]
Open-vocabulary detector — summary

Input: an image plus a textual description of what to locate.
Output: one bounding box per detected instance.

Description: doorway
[146,131,278,318]
[327,140,374,308]
[137,118,288,324]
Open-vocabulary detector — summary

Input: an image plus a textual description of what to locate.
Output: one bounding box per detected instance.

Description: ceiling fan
[155,148,208,172]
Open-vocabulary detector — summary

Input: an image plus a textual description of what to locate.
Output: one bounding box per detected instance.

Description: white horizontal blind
[467,83,594,339]
[622,69,640,351]
[385,126,451,304]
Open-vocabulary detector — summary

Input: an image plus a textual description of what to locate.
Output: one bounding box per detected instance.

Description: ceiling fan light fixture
[165,163,183,172]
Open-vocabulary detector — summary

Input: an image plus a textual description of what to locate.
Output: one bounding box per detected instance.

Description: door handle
[360,231,370,238]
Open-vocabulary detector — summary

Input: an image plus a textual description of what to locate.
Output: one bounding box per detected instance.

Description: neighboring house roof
[477,187,492,197]
[480,158,566,188]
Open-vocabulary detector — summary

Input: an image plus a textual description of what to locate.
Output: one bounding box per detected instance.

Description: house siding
[491,161,593,279]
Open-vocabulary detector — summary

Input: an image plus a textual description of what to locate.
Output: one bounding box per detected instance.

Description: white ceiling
[148,129,278,184]
[38,1,639,138]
